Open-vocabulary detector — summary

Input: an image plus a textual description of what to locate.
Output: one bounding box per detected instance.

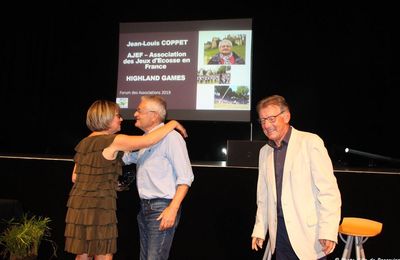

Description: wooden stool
[339,217,382,260]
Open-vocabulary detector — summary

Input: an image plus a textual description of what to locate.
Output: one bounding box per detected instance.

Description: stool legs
[355,236,361,259]
[341,235,353,259]
[341,235,368,260]
[355,237,367,260]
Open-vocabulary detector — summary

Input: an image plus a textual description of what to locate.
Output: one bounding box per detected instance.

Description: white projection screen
[116,18,252,122]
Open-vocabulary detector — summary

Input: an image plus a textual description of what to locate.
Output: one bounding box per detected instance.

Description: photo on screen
[202,33,247,65]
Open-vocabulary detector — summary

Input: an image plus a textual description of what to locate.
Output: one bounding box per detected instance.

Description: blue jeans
[138,198,181,260]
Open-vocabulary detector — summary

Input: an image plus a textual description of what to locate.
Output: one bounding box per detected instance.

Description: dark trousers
[274,216,327,260]
[275,216,299,260]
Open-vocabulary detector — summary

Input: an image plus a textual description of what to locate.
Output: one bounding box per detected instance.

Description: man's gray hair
[141,95,167,121]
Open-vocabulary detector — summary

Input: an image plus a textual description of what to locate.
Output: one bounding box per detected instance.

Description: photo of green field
[214,85,250,110]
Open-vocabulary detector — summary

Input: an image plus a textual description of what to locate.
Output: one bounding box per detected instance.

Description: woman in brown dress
[64,100,186,260]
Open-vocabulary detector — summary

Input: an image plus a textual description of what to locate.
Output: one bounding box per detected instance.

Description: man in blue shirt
[123,95,194,260]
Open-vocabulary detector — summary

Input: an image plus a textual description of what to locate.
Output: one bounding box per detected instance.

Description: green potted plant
[0,214,57,260]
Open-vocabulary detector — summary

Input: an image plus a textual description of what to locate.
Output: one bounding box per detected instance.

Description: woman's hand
[171,120,188,138]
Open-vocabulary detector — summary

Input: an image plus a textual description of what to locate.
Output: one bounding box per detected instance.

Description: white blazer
[252,127,341,259]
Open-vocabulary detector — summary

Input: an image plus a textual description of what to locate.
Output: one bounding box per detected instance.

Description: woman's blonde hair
[86,100,119,131]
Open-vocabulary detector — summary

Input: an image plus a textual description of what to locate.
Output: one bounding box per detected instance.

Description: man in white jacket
[251,95,341,259]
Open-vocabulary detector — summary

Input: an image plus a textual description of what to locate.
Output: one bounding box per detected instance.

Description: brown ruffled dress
[64,134,123,255]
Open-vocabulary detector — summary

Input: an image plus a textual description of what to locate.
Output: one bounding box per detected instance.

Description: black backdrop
[1,2,399,166]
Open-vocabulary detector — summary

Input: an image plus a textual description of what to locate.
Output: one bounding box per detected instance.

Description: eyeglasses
[258,110,285,124]
[135,108,156,114]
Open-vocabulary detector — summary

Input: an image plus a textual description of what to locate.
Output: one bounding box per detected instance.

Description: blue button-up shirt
[123,123,194,199]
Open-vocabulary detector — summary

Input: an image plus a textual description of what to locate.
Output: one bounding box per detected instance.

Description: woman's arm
[110,120,187,152]
[71,164,77,183]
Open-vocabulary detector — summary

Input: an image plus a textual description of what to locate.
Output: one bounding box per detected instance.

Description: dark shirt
[267,126,292,217]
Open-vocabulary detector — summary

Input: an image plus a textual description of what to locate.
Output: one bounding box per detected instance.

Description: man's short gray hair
[141,95,167,121]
